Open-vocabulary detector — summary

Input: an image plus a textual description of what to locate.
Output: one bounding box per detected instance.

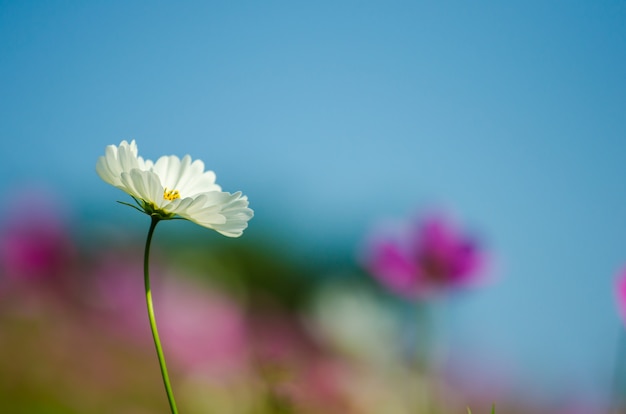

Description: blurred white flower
[306,282,403,366]
[96,140,253,237]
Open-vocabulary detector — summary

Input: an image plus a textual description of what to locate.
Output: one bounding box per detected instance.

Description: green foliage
[467,404,495,414]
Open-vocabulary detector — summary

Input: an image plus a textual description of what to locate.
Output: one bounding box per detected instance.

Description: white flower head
[96,140,253,237]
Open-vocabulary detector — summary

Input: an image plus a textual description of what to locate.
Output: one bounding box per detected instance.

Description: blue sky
[1,0,626,402]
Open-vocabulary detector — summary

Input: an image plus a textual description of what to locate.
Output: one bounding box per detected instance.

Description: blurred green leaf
[466,406,495,414]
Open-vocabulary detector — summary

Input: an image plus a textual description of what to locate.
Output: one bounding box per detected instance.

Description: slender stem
[611,327,626,413]
[414,302,434,413]
[144,215,179,414]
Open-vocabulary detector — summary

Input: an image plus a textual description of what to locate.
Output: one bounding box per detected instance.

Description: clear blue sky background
[1,0,625,403]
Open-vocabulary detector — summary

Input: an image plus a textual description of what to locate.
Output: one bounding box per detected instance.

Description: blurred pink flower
[615,267,626,325]
[361,212,486,299]
[0,187,75,284]
[157,277,249,376]
[92,253,249,376]
[246,308,350,412]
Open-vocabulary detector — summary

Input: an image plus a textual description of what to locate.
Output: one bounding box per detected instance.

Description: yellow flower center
[163,188,180,201]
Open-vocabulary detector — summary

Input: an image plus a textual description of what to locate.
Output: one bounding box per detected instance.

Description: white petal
[179,158,221,194]
[118,141,141,172]
[120,169,164,206]
[172,195,224,222]
[137,156,153,170]
[96,140,144,187]
[181,169,221,196]
[177,191,253,237]
[152,155,189,192]
[152,154,221,197]
[96,146,122,186]
[96,155,118,186]
[209,193,254,237]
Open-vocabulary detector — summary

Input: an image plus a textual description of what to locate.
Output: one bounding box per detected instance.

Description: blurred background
[1,1,625,412]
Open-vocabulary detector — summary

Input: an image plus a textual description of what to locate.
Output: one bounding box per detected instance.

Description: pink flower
[615,267,626,325]
[0,187,76,284]
[92,252,249,376]
[361,212,486,299]
[157,277,249,376]
[245,309,350,412]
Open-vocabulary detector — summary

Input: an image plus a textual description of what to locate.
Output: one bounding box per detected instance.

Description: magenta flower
[361,212,486,299]
[0,187,75,284]
[615,267,626,325]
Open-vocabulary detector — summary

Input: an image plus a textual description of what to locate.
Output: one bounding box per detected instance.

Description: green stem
[611,327,626,412]
[144,215,179,414]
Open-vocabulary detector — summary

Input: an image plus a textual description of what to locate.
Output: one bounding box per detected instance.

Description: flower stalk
[144,215,178,414]
[97,140,253,412]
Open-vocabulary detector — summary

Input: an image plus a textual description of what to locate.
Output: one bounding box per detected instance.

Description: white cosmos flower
[96,140,253,237]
